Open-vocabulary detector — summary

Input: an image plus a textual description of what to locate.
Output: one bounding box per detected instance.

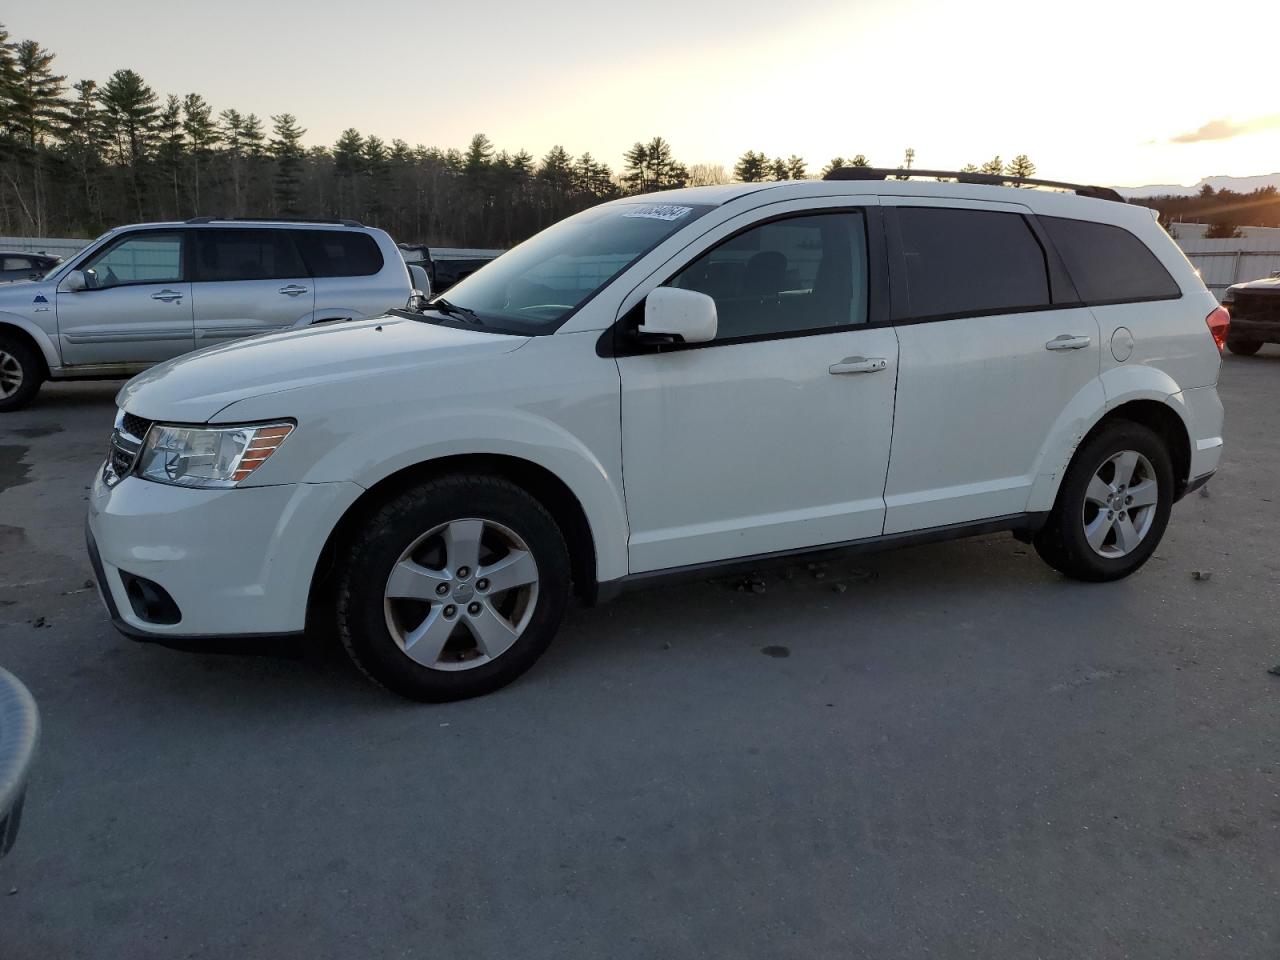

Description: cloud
[1170,114,1280,144]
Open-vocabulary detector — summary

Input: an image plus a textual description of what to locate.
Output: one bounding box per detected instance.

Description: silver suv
[0,219,414,411]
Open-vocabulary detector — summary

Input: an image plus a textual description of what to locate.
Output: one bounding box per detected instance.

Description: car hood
[118,315,528,423]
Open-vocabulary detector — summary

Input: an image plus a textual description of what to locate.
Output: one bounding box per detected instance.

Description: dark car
[397,243,499,294]
[1222,272,1280,355]
[0,251,61,283]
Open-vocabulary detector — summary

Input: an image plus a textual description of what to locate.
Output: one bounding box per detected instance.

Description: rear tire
[0,333,44,412]
[1033,420,1174,582]
[1226,339,1263,356]
[336,474,571,702]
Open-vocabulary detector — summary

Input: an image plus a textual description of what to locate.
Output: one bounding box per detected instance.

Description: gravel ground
[1,350,1277,959]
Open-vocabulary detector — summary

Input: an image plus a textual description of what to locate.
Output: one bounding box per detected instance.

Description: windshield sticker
[622,204,693,222]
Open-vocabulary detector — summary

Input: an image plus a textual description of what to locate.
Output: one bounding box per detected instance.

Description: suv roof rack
[822,167,1124,203]
[184,216,365,227]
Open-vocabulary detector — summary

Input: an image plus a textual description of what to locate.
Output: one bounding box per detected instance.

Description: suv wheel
[1226,339,1263,356]
[1033,420,1174,582]
[0,334,44,412]
[336,475,571,701]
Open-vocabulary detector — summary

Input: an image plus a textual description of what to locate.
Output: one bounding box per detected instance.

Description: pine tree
[269,113,305,215]
[181,93,218,211]
[770,157,789,181]
[1005,154,1035,183]
[980,155,1003,176]
[9,39,66,147]
[735,150,769,182]
[785,155,807,180]
[154,94,185,217]
[100,69,159,218]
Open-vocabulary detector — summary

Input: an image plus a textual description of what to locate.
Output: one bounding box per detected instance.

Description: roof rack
[822,167,1124,203]
[184,216,365,227]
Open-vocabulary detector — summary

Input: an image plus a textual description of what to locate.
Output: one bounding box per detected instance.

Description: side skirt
[594,512,1049,603]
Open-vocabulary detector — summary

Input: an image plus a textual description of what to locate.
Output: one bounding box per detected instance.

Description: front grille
[1232,292,1280,324]
[103,410,152,486]
[120,412,153,441]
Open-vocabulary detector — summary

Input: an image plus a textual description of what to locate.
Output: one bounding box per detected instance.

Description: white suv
[0,219,413,411]
[86,171,1227,701]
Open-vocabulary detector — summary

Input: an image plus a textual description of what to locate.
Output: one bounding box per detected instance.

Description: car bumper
[86,470,363,640]
[0,667,38,860]
[1226,318,1280,343]
[1180,385,1224,484]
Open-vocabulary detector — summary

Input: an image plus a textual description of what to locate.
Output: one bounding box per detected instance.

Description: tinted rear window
[1041,216,1180,303]
[297,231,383,277]
[895,207,1051,319]
[194,229,306,282]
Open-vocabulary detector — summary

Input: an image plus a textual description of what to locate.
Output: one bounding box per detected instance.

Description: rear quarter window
[1040,216,1181,304]
[297,230,384,278]
[893,207,1051,320]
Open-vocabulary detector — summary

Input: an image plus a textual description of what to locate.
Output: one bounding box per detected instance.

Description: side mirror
[63,270,87,292]
[639,287,717,345]
[408,264,432,299]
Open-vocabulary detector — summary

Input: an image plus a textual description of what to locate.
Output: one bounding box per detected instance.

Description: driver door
[56,229,194,367]
[616,201,899,573]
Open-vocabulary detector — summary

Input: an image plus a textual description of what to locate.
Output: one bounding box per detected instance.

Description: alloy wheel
[0,350,23,400]
[1081,449,1159,559]
[383,518,540,671]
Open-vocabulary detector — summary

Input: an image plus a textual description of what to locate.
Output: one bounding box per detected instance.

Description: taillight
[1205,305,1229,351]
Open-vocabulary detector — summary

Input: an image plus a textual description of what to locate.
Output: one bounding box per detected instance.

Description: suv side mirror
[639,287,717,345]
[63,270,87,293]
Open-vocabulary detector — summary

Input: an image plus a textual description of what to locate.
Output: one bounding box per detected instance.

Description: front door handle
[151,289,183,303]
[829,356,888,375]
[1045,334,1092,351]
[279,284,309,297]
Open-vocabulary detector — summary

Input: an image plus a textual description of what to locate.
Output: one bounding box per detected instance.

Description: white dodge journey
[87,169,1227,701]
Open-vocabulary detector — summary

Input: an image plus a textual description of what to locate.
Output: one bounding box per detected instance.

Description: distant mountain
[1116,172,1280,199]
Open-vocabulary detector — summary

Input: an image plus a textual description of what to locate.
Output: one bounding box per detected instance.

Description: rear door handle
[279,284,309,297]
[150,289,183,303]
[829,356,888,375]
[1045,334,1091,351]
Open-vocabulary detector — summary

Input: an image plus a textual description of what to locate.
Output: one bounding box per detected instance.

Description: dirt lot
[1,350,1278,959]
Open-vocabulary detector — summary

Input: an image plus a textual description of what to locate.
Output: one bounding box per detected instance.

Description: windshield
[426,201,714,334]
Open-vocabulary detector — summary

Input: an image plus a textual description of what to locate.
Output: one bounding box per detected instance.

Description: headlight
[135,422,294,488]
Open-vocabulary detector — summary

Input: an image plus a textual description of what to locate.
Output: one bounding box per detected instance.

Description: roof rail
[822,167,1124,203]
[184,216,365,227]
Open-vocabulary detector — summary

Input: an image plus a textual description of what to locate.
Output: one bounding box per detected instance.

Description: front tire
[1033,421,1174,582]
[336,474,570,701]
[1226,339,1263,356]
[0,333,44,412]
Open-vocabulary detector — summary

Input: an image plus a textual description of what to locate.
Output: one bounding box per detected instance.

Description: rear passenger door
[881,199,1102,534]
[191,228,314,346]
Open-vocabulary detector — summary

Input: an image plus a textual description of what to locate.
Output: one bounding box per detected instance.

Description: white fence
[1168,224,1280,300]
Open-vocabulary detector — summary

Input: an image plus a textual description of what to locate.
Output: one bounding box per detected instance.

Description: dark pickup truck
[398,244,501,294]
[1223,273,1280,355]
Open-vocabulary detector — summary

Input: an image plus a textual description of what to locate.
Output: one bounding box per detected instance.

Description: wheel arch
[0,315,56,377]
[1083,399,1192,499]
[309,453,602,614]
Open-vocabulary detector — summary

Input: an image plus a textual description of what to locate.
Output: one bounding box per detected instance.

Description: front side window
[1040,216,1180,304]
[194,229,306,282]
[669,212,869,340]
[81,232,184,290]
[894,207,1050,319]
[427,202,714,335]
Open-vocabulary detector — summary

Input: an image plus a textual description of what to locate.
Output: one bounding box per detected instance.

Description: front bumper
[86,470,363,639]
[1226,317,1280,344]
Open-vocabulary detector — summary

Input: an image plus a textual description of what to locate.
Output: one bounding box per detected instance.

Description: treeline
[1132,185,1280,238]
[0,21,720,245]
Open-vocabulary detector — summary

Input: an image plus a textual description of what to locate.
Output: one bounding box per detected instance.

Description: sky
[7,0,1279,188]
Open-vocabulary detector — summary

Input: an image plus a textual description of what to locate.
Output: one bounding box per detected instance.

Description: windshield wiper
[428,297,485,325]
